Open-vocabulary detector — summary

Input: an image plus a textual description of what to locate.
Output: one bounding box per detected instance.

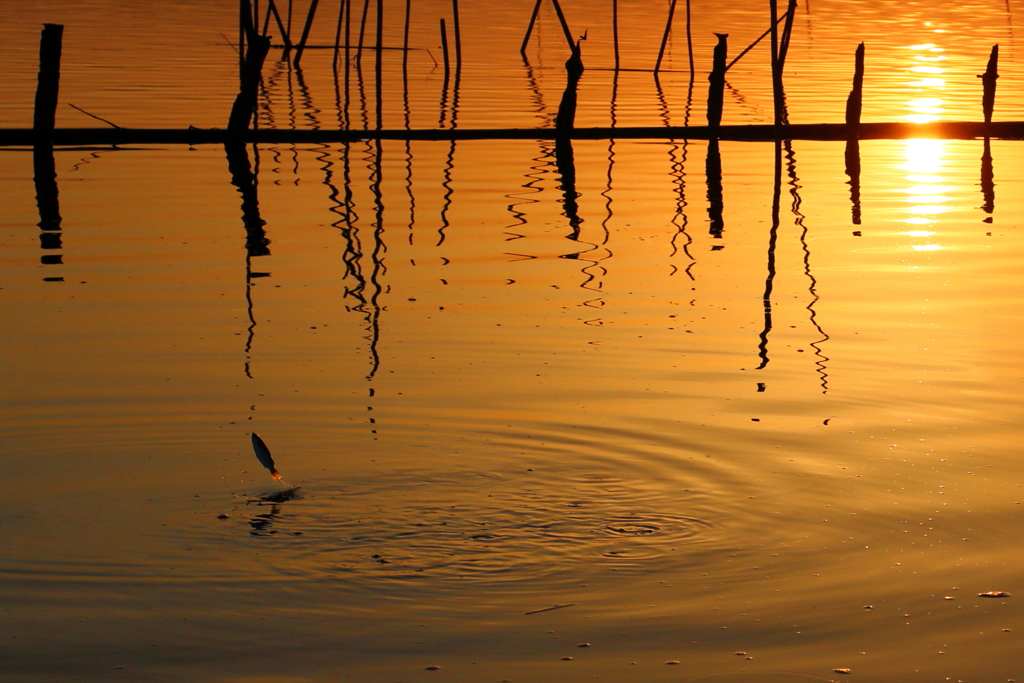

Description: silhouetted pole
[778,0,796,69]
[293,0,320,66]
[613,0,620,70]
[655,0,678,73]
[375,0,383,129]
[521,0,542,58]
[333,0,347,67]
[452,0,462,70]
[229,35,272,131]
[34,24,63,133]
[402,0,411,72]
[356,0,370,66]
[845,43,864,126]
[980,44,999,123]
[440,18,451,87]
[268,0,293,51]
[33,24,64,264]
[555,40,584,131]
[550,0,577,51]
[707,33,727,128]
[685,0,694,80]
[725,11,787,73]
[769,0,784,125]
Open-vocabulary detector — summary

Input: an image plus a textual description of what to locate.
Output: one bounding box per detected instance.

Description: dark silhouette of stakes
[33,24,64,270]
[980,45,998,124]
[292,0,320,66]
[521,0,542,58]
[655,0,679,73]
[707,33,727,128]
[229,35,271,130]
[846,43,865,126]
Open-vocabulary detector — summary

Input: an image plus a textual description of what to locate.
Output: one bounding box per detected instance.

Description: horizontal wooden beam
[5,121,1024,147]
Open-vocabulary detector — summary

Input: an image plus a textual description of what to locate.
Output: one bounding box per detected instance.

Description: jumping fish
[251,432,282,481]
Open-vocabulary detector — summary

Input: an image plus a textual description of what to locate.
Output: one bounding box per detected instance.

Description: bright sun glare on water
[902,139,946,250]
[905,43,946,123]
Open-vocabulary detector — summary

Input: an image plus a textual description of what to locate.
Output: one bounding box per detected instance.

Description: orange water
[2,2,1024,682]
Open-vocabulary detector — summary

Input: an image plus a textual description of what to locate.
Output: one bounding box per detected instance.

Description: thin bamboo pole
[293,0,321,66]
[520,0,542,58]
[655,0,678,73]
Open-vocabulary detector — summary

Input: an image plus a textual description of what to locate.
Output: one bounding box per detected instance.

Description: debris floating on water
[833,668,851,674]
[524,603,575,615]
[979,591,1011,598]
[251,432,282,481]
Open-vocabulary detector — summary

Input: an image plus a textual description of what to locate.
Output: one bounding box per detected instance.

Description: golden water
[2,1,1024,681]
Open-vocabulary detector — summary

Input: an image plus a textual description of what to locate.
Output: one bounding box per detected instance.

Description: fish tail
[271,470,282,481]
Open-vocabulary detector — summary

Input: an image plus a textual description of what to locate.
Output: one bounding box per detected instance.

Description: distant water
[3,2,1024,682]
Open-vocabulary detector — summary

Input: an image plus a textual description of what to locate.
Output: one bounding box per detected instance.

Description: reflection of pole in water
[438,140,456,245]
[705,139,724,238]
[784,140,830,392]
[225,142,272,378]
[981,137,994,216]
[658,77,695,279]
[844,138,861,225]
[34,145,63,267]
[366,139,386,380]
[556,137,582,240]
[756,140,781,370]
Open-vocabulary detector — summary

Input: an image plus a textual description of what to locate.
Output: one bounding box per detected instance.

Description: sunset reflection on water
[4,1,1024,682]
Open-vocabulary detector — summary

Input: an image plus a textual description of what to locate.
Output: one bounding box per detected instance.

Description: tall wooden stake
[376,0,383,129]
[229,35,272,130]
[293,0,320,66]
[707,33,728,128]
[613,0,620,71]
[521,0,542,58]
[845,43,864,126]
[550,0,576,51]
[769,0,784,125]
[34,23,63,133]
[452,0,462,70]
[980,44,999,123]
[655,0,678,73]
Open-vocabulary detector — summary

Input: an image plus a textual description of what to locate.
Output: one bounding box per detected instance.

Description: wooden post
[845,43,864,126]
[685,0,694,80]
[550,0,576,51]
[293,0,320,66]
[452,0,462,70]
[375,0,383,129]
[555,40,584,132]
[778,0,796,69]
[706,33,727,128]
[440,18,451,85]
[402,0,411,71]
[769,0,783,126]
[268,0,292,49]
[980,44,998,124]
[356,0,370,66]
[613,0,620,71]
[229,35,272,131]
[34,24,63,133]
[333,0,346,67]
[655,0,678,73]
[520,0,542,58]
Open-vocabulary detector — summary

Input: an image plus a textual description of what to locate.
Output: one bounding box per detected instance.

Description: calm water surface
[3,1,1024,682]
